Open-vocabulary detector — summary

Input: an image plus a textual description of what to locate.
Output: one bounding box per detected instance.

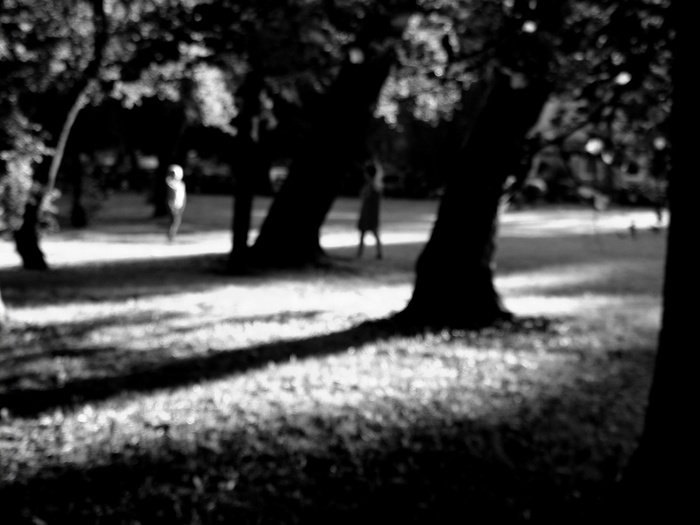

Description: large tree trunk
[250,49,396,268]
[615,1,696,520]
[397,71,550,328]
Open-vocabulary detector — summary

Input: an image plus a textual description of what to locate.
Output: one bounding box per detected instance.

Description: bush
[0,132,59,236]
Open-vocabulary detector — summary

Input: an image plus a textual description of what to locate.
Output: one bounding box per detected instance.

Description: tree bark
[14,0,107,269]
[397,71,550,328]
[70,154,88,228]
[615,1,697,520]
[13,201,48,270]
[250,49,396,268]
[228,130,264,273]
[227,70,264,273]
[15,88,91,268]
[0,288,6,329]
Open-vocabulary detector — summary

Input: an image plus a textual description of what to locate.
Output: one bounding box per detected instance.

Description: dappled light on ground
[0,194,665,269]
[2,322,653,523]
[0,194,666,523]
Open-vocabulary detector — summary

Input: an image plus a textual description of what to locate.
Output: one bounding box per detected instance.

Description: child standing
[165,164,186,241]
[357,158,384,259]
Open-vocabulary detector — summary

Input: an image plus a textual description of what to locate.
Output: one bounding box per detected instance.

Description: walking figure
[357,158,384,259]
[165,164,186,241]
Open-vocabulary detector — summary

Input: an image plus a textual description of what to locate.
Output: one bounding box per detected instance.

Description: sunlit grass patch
[0,195,666,523]
[1,323,654,523]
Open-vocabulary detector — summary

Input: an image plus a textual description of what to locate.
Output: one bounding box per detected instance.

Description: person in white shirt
[165,164,186,241]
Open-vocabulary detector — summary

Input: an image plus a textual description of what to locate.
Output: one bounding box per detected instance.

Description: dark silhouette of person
[165,164,186,241]
[357,158,384,259]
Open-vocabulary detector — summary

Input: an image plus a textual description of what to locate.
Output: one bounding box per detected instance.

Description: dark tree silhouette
[395,0,564,328]
[12,0,108,270]
[397,68,550,328]
[250,49,396,267]
[228,68,266,272]
[616,1,697,520]
[0,288,5,328]
[250,13,407,268]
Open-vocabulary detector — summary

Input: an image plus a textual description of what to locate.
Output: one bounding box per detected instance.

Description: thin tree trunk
[616,1,696,520]
[14,201,48,270]
[15,89,91,268]
[14,0,107,269]
[71,154,88,228]
[228,164,255,272]
[397,70,550,328]
[228,129,262,273]
[227,70,264,273]
[0,288,6,328]
[251,46,397,268]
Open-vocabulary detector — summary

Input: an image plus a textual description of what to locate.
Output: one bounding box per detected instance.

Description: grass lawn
[0,191,666,524]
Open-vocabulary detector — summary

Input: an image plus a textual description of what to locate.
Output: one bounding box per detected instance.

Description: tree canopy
[1,0,672,271]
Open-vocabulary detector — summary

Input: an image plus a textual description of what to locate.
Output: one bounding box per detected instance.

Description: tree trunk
[14,0,107,269]
[228,133,262,273]
[15,88,90,269]
[398,71,550,328]
[227,70,264,273]
[0,288,6,329]
[229,177,254,272]
[251,50,396,268]
[70,155,88,228]
[615,1,696,520]
[13,201,48,270]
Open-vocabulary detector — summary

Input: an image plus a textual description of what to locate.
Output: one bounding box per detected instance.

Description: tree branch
[44,0,108,197]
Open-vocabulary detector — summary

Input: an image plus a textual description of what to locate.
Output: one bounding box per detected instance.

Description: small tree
[1,0,108,269]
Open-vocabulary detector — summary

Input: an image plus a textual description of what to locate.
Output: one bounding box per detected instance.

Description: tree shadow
[0,350,652,525]
[0,313,570,419]
[1,311,187,357]
[0,239,424,308]
[0,253,228,306]
[0,318,397,418]
[1,229,663,309]
[2,309,326,363]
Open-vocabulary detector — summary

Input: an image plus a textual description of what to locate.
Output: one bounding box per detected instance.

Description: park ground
[0,192,666,524]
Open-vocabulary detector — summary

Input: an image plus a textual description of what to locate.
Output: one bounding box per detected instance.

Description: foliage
[0,0,106,235]
[540,0,671,153]
[0,107,57,235]
[369,0,671,198]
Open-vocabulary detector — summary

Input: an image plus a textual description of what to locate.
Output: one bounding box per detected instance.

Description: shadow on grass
[0,242,420,308]
[0,350,652,525]
[2,310,326,365]
[0,318,397,418]
[0,230,663,309]
[0,253,230,306]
